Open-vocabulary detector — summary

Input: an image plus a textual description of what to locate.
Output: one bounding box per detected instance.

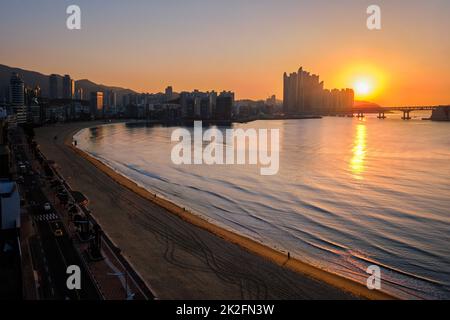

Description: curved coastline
[68,123,396,300]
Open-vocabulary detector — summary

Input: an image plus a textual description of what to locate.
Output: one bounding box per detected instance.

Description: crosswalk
[33,213,60,222]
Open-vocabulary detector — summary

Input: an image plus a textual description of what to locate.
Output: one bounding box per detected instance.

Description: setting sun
[332,63,387,101]
[353,79,374,99]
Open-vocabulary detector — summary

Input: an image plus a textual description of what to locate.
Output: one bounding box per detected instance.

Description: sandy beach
[35,121,395,300]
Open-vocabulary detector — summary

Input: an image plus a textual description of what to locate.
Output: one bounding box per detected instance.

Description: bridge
[352,105,450,120]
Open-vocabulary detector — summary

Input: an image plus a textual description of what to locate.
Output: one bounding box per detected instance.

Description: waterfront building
[9,73,27,124]
[165,86,173,101]
[216,91,234,120]
[110,91,117,109]
[49,74,59,99]
[9,73,24,107]
[41,98,91,123]
[125,104,138,118]
[25,85,41,106]
[266,95,277,107]
[178,90,223,119]
[283,67,354,115]
[122,94,130,108]
[103,90,117,107]
[103,90,117,116]
[103,90,110,108]
[147,103,182,121]
[75,87,84,100]
[62,75,75,99]
[90,91,104,118]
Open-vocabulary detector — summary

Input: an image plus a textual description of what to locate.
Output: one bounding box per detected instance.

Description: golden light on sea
[350,124,367,179]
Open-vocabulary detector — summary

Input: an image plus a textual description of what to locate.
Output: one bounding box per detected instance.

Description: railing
[352,105,450,112]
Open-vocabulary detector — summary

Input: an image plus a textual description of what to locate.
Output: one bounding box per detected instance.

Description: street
[11,127,100,300]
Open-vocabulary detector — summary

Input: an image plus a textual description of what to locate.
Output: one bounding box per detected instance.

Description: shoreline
[67,123,396,300]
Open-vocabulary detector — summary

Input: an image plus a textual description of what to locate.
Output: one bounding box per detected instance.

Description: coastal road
[14,129,100,300]
[35,122,356,300]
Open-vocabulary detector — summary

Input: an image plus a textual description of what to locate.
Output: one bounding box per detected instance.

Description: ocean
[74,113,450,299]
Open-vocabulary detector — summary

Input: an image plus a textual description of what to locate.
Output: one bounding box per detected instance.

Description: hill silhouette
[0,64,137,100]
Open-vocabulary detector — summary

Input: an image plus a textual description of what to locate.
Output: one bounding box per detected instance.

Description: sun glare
[354,80,373,98]
[333,63,387,101]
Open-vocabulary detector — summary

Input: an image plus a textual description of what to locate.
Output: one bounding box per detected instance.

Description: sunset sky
[1,0,449,105]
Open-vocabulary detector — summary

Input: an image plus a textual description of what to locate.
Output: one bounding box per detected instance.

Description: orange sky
[1,0,449,106]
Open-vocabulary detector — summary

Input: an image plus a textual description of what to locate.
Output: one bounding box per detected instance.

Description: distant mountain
[0,64,53,97]
[74,79,137,100]
[0,64,137,100]
[354,100,381,108]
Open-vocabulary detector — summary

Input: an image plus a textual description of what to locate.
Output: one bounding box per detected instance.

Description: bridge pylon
[402,110,411,120]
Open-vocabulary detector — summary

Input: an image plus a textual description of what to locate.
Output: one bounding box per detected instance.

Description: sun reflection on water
[350,124,367,179]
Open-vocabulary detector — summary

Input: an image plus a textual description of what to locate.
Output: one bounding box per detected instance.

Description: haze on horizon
[0,0,449,106]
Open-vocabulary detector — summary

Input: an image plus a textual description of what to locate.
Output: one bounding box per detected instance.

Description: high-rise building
[266,95,277,107]
[62,75,75,99]
[49,74,59,99]
[103,90,117,115]
[103,90,110,108]
[9,73,27,124]
[103,90,117,108]
[215,91,234,120]
[25,85,41,106]
[283,67,354,115]
[75,87,84,100]
[179,90,221,119]
[165,86,173,101]
[9,73,24,107]
[109,91,117,115]
[110,91,117,108]
[90,92,104,118]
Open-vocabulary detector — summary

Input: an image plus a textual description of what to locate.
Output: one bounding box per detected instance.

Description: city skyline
[1,0,449,105]
[1,0,450,304]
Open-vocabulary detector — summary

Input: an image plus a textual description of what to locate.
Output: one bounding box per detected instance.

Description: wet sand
[35,121,394,300]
